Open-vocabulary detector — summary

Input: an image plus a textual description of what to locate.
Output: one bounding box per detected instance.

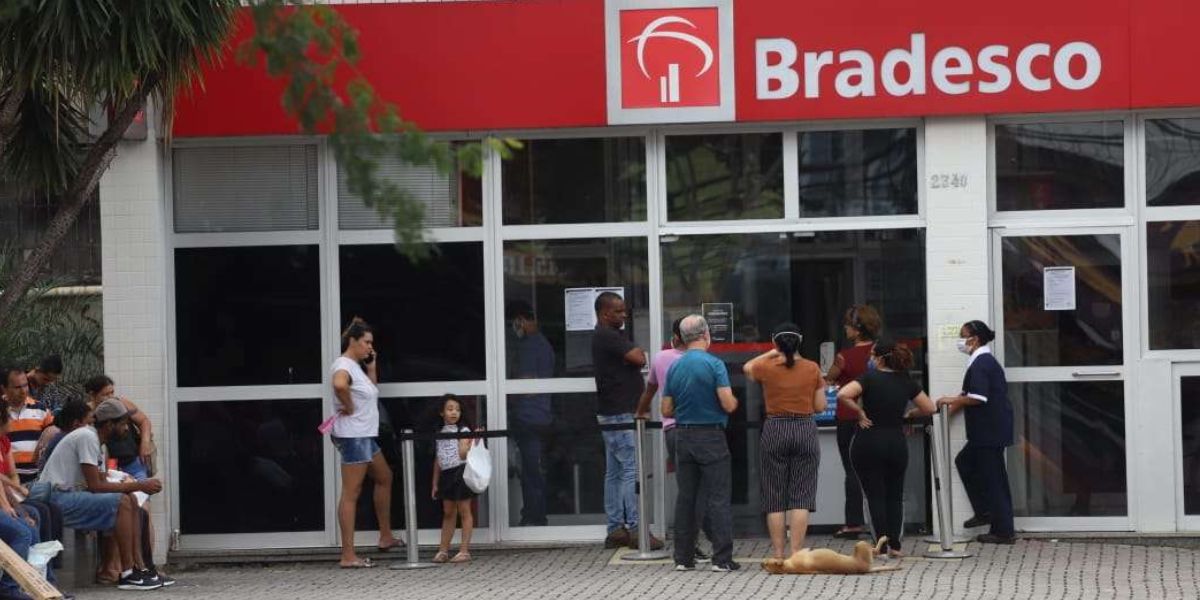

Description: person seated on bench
[31,399,172,591]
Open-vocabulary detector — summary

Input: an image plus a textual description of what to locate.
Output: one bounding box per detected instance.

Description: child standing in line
[432,394,476,563]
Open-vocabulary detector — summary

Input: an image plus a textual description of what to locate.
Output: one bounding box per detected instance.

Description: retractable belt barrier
[924,403,972,559]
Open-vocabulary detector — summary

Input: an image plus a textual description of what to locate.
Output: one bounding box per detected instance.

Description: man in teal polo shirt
[662,314,740,573]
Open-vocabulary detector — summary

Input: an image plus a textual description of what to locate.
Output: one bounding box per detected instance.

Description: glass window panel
[1009,381,1127,517]
[666,133,784,221]
[995,121,1124,211]
[502,138,646,225]
[338,145,482,229]
[505,393,606,527]
[1148,221,1200,349]
[173,145,319,233]
[1146,118,1200,207]
[1181,377,1200,514]
[174,245,321,387]
[660,229,928,535]
[1000,234,1123,367]
[352,396,489,530]
[797,128,918,217]
[340,243,485,382]
[502,238,649,378]
[178,399,325,534]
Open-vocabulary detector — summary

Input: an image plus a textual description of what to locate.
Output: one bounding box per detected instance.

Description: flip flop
[339,558,375,569]
[432,551,450,564]
[377,538,405,552]
[450,551,471,563]
[833,527,864,539]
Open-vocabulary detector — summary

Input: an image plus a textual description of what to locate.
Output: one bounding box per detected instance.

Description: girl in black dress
[837,340,935,557]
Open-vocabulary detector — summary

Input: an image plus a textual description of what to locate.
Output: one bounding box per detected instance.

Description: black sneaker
[145,568,176,587]
[674,562,695,571]
[711,560,741,573]
[693,547,712,564]
[117,570,163,591]
[963,514,991,528]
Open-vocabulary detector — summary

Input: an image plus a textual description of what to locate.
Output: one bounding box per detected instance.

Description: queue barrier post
[621,418,670,561]
[389,429,439,570]
[925,404,972,559]
[923,402,973,543]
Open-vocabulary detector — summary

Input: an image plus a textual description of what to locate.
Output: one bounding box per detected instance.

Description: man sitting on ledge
[32,398,172,591]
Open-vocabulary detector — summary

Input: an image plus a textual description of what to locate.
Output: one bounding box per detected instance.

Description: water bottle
[824,385,838,420]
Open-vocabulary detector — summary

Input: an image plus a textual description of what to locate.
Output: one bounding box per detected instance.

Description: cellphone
[362,351,376,365]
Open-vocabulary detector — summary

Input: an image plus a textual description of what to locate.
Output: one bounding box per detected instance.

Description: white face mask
[512,319,525,338]
[955,338,971,355]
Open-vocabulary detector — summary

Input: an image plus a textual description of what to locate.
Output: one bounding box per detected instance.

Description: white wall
[98,102,171,562]
[923,116,991,532]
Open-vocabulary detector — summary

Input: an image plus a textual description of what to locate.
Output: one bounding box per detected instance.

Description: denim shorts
[332,436,380,465]
[49,489,122,532]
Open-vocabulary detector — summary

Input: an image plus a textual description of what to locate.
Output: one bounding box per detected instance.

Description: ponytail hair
[340,317,373,352]
[772,323,803,369]
[963,320,996,345]
[873,338,914,372]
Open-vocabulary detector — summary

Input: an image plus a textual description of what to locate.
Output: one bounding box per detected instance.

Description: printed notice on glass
[702,303,734,343]
[1043,266,1076,311]
[564,287,625,331]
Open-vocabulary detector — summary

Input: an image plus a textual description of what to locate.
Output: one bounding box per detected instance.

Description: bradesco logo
[756,34,1102,100]
[606,0,735,125]
[622,10,719,107]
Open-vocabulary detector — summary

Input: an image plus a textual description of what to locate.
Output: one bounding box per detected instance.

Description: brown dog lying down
[762,537,901,574]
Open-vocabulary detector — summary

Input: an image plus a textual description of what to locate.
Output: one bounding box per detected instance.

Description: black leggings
[850,428,907,551]
[835,421,864,526]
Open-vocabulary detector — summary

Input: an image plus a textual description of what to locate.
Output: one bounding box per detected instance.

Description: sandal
[432,551,450,563]
[450,551,472,563]
[339,557,375,569]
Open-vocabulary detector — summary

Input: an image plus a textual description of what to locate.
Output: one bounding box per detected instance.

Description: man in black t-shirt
[591,292,661,550]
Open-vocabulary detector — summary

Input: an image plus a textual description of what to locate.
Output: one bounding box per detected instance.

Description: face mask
[955,338,971,355]
[512,320,525,338]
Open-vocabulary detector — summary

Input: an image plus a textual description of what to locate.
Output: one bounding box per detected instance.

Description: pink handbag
[317,414,337,435]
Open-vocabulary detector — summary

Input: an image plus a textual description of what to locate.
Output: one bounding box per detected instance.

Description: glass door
[991,227,1134,531]
[1175,364,1200,529]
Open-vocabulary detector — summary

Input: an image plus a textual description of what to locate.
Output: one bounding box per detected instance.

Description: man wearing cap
[33,398,171,591]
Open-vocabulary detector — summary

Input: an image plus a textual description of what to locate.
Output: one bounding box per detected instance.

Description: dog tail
[874,536,888,555]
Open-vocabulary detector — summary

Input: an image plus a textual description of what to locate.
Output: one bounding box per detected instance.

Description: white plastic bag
[27,540,63,579]
[462,440,492,494]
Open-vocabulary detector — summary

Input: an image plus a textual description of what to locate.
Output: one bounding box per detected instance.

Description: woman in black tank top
[836,339,935,557]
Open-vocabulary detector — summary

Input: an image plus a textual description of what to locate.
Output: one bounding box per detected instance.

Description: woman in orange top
[744,323,827,560]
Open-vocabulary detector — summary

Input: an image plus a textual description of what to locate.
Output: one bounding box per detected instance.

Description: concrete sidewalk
[78,536,1200,599]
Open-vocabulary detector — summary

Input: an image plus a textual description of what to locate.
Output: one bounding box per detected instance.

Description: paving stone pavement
[77,536,1200,600]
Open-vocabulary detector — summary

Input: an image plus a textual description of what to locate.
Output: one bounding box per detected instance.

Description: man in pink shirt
[635,318,710,563]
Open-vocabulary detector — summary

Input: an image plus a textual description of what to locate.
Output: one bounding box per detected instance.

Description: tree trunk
[0,76,157,331]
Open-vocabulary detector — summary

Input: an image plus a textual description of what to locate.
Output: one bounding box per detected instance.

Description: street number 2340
[930,173,969,189]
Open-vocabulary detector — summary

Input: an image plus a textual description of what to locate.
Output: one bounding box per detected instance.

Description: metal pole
[390,429,438,570]
[924,405,973,543]
[622,419,669,561]
[925,405,972,559]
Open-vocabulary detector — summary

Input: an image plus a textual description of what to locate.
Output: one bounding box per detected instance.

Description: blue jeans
[597,413,638,533]
[0,510,37,599]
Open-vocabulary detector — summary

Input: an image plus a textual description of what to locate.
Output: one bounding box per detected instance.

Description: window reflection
[1147,221,1200,350]
[666,133,784,221]
[502,238,649,378]
[995,121,1124,211]
[502,138,646,225]
[798,128,918,217]
[178,400,325,534]
[1001,234,1123,367]
[174,245,322,387]
[505,393,606,527]
[1146,118,1200,207]
[1010,381,1126,517]
[339,243,486,382]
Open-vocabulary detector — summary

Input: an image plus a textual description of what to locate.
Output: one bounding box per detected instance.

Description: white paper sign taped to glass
[702,302,734,343]
[1043,266,1076,311]
[564,287,625,331]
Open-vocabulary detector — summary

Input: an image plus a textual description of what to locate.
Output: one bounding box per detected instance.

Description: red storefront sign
[172,0,1200,137]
